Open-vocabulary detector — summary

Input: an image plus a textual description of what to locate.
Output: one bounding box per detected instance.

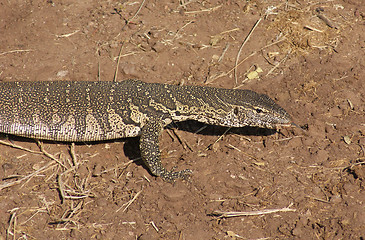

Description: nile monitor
[0,79,292,181]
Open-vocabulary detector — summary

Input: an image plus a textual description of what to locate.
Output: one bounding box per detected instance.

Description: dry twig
[265,48,292,77]
[170,129,193,152]
[226,143,258,160]
[150,221,159,232]
[205,127,231,151]
[0,49,32,56]
[0,139,42,154]
[0,161,56,191]
[69,142,78,167]
[116,189,143,213]
[316,9,339,29]
[7,209,17,240]
[184,5,222,14]
[218,43,230,62]
[208,38,285,84]
[55,30,80,38]
[37,140,67,168]
[234,18,262,86]
[121,0,146,31]
[212,203,296,218]
[100,159,136,175]
[113,41,125,82]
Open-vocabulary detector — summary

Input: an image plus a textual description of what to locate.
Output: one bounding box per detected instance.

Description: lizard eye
[255,108,263,113]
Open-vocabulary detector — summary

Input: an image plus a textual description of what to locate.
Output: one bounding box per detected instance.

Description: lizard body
[0,79,292,181]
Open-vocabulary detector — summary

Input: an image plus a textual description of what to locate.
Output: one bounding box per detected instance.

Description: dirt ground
[0,0,364,239]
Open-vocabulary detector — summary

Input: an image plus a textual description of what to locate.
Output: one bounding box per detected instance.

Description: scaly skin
[0,79,292,181]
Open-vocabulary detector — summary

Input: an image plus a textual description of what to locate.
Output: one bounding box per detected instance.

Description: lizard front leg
[139,115,192,181]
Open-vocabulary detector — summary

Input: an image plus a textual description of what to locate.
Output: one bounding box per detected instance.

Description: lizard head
[218,90,292,129]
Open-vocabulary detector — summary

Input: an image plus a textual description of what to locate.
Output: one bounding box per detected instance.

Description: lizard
[0,79,292,181]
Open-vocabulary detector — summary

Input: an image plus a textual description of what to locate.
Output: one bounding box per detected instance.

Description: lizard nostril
[234,107,239,115]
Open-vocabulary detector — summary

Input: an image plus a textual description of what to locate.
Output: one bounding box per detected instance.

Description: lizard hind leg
[139,116,192,182]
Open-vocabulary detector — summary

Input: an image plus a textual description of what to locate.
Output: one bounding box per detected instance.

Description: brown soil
[1,0,364,239]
